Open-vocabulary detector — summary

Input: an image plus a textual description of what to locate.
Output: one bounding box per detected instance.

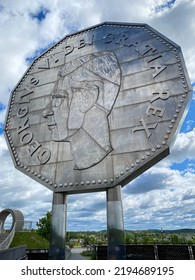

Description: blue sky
[0,0,195,231]
[155,0,177,12]
[30,7,50,21]
[0,103,5,134]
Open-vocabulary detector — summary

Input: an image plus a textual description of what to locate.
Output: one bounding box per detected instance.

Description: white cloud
[122,126,195,229]
[149,0,195,81]
[0,134,52,225]
[168,129,195,164]
[123,167,195,229]
[1,0,195,105]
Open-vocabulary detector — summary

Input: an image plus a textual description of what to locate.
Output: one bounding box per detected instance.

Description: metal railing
[0,220,3,234]
[96,244,195,260]
[0,245,27,260]
[26,246,71,260]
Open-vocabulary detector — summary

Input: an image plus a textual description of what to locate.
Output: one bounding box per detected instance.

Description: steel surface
[4,22,192,194]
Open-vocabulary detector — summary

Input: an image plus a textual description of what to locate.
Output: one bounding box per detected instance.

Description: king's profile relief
[43,51,121,170]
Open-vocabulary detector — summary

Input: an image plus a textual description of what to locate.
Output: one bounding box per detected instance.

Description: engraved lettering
[139,44,157,56]
[147,54,162,63]
[78,39,86,49]
[17,106,28,118]
[131,41,142,53]
[88,34,94,45]
[17,117,30,134]
[150,64,167,78]
[116,33,129,46]
[62,35,94,57]
[104,32,141,51]
[38,58,50,69]
[133,89,170,137]
[30,77,39,85]
[104,33,115,43]
[64,45,74,56]
[28,141,50,164]
[104,32,160,58]
[146,52,167,78]
[50,54,59,64]
[133,118,158,138]
[150,90,170,102]
[28,141,41,156]
[146,104,165,117]
[21,85,33,99]
[15,74,51,165]
[20,131,33,144]
[37,148,51,164]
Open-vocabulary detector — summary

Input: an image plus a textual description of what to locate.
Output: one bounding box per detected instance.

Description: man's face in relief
[42,52,121,170]
[42,89,70,141]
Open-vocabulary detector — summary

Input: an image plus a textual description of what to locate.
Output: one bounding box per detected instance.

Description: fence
[26,246,71,260]
[96,245,195,260]
[26,249,49,260]
[0,245,27,260]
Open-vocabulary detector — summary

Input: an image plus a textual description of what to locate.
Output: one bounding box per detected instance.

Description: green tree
[36,211,52,241]
[142,234,151,244]
[171,234,180,244]
[125,233,132,244]
[133,233,138,244]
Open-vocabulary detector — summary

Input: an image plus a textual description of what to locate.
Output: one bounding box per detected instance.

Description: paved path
[68,247,88,260]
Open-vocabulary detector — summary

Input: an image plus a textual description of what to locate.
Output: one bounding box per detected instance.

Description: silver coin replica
[4,22,192,194]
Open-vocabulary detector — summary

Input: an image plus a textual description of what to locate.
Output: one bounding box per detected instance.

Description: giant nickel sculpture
[4,22,192,259]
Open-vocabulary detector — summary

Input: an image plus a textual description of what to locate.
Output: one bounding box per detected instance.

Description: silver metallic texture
[4,22,192,194]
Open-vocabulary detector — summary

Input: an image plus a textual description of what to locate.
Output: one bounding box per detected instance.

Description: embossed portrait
[43,52,121,169]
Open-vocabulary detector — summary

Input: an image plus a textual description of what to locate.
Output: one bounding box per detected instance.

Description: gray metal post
[106,185,126,259]
[49,192,67,260]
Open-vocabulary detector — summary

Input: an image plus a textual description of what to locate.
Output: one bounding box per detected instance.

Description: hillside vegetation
[10,231,49,249]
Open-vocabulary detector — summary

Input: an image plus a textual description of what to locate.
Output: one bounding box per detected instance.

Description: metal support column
[106,185,126,259]
[49,192,67,260]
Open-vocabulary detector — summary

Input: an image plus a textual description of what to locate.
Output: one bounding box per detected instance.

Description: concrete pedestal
[49,192,67,260]
[106,185,126,260]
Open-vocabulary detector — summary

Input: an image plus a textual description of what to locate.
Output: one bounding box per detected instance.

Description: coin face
[4,22,192,194]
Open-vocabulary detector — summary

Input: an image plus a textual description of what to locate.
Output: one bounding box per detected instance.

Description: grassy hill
[10,231,49,249]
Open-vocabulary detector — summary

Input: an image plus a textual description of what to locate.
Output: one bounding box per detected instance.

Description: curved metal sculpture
[0,209,24,232]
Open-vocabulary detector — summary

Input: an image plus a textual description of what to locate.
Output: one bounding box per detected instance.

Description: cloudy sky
[0,0,195,231]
